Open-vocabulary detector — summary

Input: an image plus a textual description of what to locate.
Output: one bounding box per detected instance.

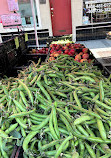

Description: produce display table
[1,53,111,158]
[0,39,111,158]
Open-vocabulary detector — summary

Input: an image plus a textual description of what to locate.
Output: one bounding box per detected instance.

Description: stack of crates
[0,43,8,77]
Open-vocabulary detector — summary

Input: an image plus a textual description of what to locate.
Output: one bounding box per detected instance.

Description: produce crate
[104,65,111,75]
[96,57,111,76]
[7,49,18,66]
[46,34,72,45]
[25,46,50,64]
[18,34,28,55]
[0,44,8,76]
[0,38,19,77]
[49,43,96,63]
[91,49,111,76]
[12,46,49,72]
[3,38,18,68]
[3,38,16,52]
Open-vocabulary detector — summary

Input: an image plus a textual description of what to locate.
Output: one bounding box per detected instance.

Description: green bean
[2,85,9,96]
[73,72,96,77]
[60,81,76,89]
[30,74,38,85]
[15,118,27,129]
[0,95,6,103]
[44,85,58,101]
[5,123,18,134]
[72,151,79,158]
[94,100,111,110]
[0,129,8,138]
[96,144,105,154]
[9,109,35,119]
[58,127,69,135]
[104,98,111,106]
[20,91,29,108]
[52,106,60,138]
[99,80,104,102]
[84,96,111,110]
[75,140,79,147]
[95,106,109,116]
[21,126,26,137]
[76,125,89,137]
[57,108,72,122]
[13,99,26,112]
[44,150,56,156]
[36,81,52,102]
[100,144,111,154]
[17,79,33,104]
[89,92,95,98]
[74,115,93,125]
[97,118,107,140]
[55,135,73,158]
[104,123,110,133]
[30,119,41,125]
[31,116,50,131]
[69,104,101,119]
[23,130,39,151]
[53,91,67,98]
[85,125,95,137]
[49,111,58,140]
[79,139,85,157]
[63,140,69,152]
[65,106,72,118]
[72,130,111,143]
[60,114,73,133]
[41,139,64,150]
[30,115,44,122]
[30,139,38,151]
[0,144,8,158]
[73,90,82,107]
[85,142,96,158]
[99,153,111,158]
[96,150,101,158]
[93,93,100,100]
[85,119,97,125]
[73,76,96,83]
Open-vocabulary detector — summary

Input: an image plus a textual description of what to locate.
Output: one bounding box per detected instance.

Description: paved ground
[77,39,111,49]
[77,39,111,58]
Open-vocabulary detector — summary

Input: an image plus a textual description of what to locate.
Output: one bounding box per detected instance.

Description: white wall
[0,0,84,38]
[39,0,53,36]
[0,0,53,36]
[71,0,83,41]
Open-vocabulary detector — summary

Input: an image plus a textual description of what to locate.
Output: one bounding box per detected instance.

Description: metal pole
[30,0,39,48]
[91,2,93,23]
[0,34,2,43]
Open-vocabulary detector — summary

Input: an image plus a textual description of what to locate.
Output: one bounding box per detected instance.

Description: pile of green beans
[0,55,111,158]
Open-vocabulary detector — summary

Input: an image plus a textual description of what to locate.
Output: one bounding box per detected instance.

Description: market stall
[0,38,111,158]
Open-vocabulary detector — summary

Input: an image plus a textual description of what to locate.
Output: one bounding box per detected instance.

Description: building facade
[0,0,111,41]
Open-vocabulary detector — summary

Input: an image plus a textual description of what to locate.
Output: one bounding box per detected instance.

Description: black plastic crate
[0,53,8,76]
[7,49,18,65]
[18,34,27,52]
[25,46,49,64]
[0,44,9,76]
[4,38,16,52]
